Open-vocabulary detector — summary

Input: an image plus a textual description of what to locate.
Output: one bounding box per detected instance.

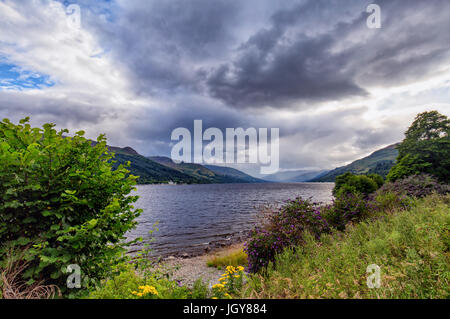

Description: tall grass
[241,194,450,299]
[206,246,248,269]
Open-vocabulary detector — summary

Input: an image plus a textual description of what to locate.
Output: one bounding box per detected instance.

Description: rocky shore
[154,242,246,288]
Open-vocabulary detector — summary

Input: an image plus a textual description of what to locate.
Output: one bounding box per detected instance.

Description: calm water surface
[126,182,334,257]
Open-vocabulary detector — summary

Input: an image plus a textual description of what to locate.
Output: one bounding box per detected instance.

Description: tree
[0,118,141,294]
[387,111,450,183]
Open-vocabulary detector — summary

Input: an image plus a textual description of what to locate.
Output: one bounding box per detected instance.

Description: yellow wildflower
[212,283,225,290]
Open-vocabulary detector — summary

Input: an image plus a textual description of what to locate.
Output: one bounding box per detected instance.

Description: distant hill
[90,142,197,184]
[149,156,264,184]
[263,169,328,182]
[90,142,266,184]
[204,164,265,183]
[112,152,201,184]
[309,144,399,182]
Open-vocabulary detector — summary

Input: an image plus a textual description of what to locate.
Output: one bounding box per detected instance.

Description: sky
[0,0,449,177]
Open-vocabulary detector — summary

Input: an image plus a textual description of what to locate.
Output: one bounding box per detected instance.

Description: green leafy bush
[333,172,382,197]
[0,118,141,294]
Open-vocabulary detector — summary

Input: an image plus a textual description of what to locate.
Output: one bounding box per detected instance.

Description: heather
[244,198,330,273]
[244,174,445,274]
[241,194,450,298]
[374,174,449,199]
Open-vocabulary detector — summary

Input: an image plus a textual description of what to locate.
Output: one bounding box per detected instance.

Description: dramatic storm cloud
[0,0,449,175]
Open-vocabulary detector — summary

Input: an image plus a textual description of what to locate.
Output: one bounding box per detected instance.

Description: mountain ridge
[102,144,264,184]
[104,142,399,184]
[308,143,399,182]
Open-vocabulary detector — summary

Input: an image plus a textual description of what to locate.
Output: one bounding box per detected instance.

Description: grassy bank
[241,194,450,298]
[206,244,247,269]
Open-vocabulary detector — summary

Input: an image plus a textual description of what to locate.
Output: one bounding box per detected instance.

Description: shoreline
[127,231,248,260]
[152,242,246,288]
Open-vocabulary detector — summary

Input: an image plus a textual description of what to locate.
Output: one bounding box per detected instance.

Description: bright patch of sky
[0,62,54,90]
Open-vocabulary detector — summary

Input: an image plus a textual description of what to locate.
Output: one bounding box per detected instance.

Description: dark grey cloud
[91,0,242,96]
[87,0,449,110]
[205,0,450,109]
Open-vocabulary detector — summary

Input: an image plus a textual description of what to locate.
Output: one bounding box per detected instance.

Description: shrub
[245,198,329,273]
[376,174,449,199]
[0,118,141,294]
[367,173,385,188]
[325,192,373,231]
[333,172,382,197]
[370,191,413,214]
[244,229,283,274]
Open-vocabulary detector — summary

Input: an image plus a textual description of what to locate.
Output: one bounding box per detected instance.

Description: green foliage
[333,172,382,197]
[190,278,210,299]
[241,195,450,299]
[87,265,142,299]
[87,262,211,299]
[388,111,450,183]
[325,192,372,231]
[212,266,246,299]
[0,118,141,294]
[367,174,384,188]
[245,198,330,273]
[367,160,396,178]
[87,228,211,299]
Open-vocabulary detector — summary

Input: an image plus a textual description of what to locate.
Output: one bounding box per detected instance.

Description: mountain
[263,169,328,182]
[204,164,265,183]
[88,142,197,184]
[309,143,399,182]
[111,151,202,184]
[149,156,264,184]
[91,142,265,184]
